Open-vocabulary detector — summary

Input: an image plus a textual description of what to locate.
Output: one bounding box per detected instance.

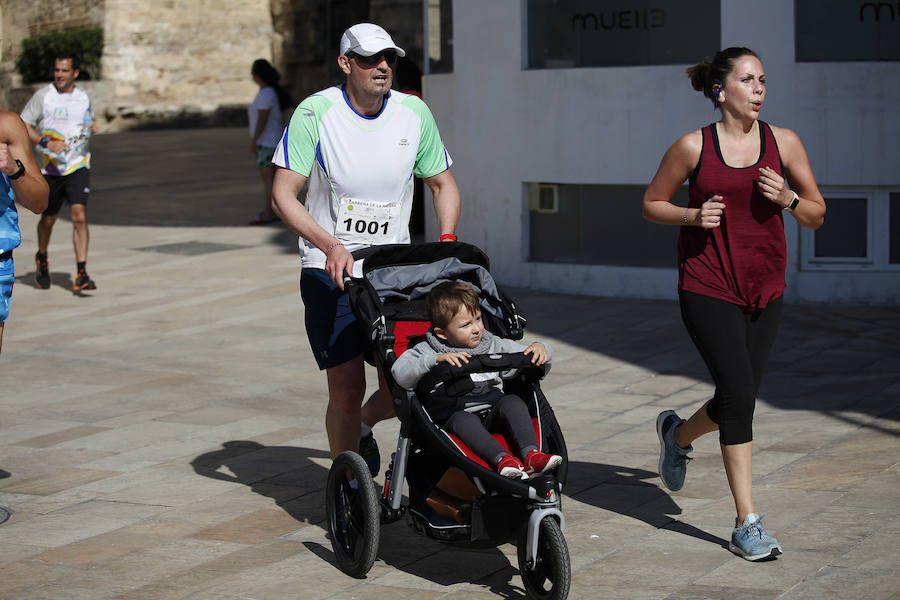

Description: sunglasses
[348,50,398,67]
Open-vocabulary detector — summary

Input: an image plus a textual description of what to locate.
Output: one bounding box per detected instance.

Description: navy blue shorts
[44,168,90,216]
[300,268,365,370]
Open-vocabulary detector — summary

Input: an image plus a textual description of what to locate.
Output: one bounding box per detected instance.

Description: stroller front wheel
[517,517,571,600]
[325,451,380,578]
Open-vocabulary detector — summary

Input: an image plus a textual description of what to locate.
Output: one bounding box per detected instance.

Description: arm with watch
[0,111,48,214]
[757,126,826,230]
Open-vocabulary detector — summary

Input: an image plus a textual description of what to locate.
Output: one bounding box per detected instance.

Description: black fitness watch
[7,159,25,180]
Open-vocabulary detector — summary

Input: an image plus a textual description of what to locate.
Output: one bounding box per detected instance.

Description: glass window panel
[528,183,683,267]
[814,197,868,258]
[796,0,900,62]
[526,0,719,69]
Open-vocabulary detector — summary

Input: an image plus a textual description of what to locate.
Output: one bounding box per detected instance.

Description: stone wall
[100,0,272,129]
[1,0,425,130]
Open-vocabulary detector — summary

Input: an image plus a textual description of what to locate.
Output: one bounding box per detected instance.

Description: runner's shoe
[523,450,562,477]
[656,410,693,491]
[730,513,783,561]
[34,253,51,289]
[73,270,97,292]
[358,432,380,477]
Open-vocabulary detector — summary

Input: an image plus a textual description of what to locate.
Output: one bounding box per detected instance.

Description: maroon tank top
[678,121,786,312]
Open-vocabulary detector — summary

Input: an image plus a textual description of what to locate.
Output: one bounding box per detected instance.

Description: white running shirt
[273,86,452,270]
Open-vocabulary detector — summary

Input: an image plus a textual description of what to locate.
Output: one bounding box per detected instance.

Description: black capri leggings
[679,290,783,445]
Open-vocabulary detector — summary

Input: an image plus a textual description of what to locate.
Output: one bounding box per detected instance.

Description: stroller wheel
[325,451,380,578]
[517,517,571,600]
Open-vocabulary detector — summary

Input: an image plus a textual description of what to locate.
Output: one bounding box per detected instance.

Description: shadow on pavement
[190,441,525,594]
[566,460,729,549]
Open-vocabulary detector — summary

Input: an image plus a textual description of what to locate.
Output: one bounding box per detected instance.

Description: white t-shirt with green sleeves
[273,85,452,270]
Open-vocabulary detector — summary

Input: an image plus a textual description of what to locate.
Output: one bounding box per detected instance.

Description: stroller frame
[325,242,571,600]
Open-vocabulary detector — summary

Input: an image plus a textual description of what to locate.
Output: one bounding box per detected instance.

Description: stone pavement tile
[832,471,900,509]
[3,488,100,517]
[85,468,238,507]
[554,412,631,446]
[830,517,900,571]
[542,377,625,408]
[683,485,843,531]
[13,424,112,448]
[77,437,239,473]
[819,427,900,460]
[153,405,265,426]
[777,566,898,600]
[0,498,169,548]
[781,504,891,554]
[747,449,807,477]
[625,374,699,397]
[669,584,781,599]
[608,403,673,426]
[0,559,87,595]
[182,546,370,600]
[17,537,244,600]
[0,542,47,565]
[696,550,832,592]
[0,466,121,496]
[34,520,199,568]
[111,539,306,600]
[764,454,895,491]
[581,527,732,586]
[190,508,307,544]
[646,385,713,409]
[1,418,90,444]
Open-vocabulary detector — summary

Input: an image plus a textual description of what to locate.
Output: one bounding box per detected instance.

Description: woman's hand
[695,195,726,229]
[436,352,471,367]
[757,166,791,208]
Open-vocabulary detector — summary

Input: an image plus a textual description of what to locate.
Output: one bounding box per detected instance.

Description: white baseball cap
[340,23,406,58]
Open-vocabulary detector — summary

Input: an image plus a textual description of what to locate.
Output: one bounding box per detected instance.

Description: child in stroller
[326,242,570,600]
[391,281,562,480]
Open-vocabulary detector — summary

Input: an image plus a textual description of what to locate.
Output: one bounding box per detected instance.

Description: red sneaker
[496,454,527,479]
[524,450,562,477]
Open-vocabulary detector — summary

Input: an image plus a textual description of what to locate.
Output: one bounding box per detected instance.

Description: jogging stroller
[325,242,570,600]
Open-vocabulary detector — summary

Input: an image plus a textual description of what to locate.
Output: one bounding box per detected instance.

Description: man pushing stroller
[392,282,562,479]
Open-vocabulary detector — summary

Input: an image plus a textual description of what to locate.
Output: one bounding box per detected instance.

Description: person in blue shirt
[0,111,49,355]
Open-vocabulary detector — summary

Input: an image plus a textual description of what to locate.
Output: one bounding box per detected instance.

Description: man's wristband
[439,233,457,242]
[39,136,51,148]
[324,241,343,255]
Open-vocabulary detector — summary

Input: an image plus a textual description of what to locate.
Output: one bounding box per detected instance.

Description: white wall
[424,0,900,305]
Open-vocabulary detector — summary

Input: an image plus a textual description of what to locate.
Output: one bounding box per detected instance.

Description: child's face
[436,305,484,349]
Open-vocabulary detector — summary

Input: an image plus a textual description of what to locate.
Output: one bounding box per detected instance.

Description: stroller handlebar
[416,352,547,399]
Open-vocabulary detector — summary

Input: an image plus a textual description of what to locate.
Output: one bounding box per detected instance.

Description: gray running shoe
[730,513,783,561]
[358,432,380,477]
[656,410,693,491]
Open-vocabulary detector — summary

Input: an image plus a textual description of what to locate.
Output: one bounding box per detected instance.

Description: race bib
[335,198,400,245]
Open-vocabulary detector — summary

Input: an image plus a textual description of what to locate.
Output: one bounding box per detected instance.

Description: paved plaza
[1,128,899,599]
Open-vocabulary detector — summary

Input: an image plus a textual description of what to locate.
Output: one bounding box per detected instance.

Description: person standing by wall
[271,23,460,475]
[642,47,825,561]
[21,51,98,292]
[247,58,291,225]
[0,111,49,354]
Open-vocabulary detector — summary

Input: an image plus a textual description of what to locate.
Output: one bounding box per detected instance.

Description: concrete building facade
[424,1,900,306]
